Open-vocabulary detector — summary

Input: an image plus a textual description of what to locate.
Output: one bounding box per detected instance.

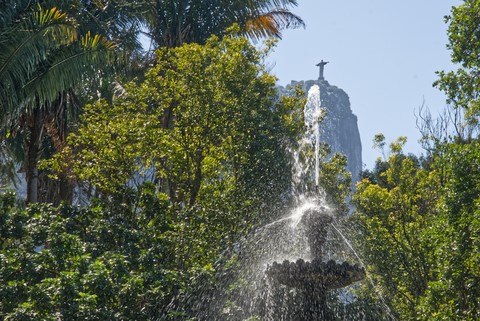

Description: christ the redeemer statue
[316,60,329,80]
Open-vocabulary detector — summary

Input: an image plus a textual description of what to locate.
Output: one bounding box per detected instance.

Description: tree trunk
[189,150,203,207]
[26,106,44,203]
[58,177,73,204]
[43,93,74,205]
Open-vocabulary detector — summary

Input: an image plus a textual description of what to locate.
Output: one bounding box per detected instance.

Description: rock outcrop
[279,79,362,182]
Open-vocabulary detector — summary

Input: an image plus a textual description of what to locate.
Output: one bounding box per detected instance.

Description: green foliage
[0,1,364,320]
[0,187,214,320]
[39,33,305,318]
[48,31,304,221]
[353,140,480,320]
[434,0,480,124]
[319,151,352,215]
[416,141,480,320]
[354,149,438,319]
[373,133,386,154]
[0,2,115,120]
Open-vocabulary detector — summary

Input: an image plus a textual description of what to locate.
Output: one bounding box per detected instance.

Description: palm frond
[20,32,116,112]
[245,8,304,41]
[246,0,300,14]
[0,0,31,29]
[0,6,78,116]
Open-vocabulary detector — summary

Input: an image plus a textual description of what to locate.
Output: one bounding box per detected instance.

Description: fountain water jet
[304,84,324,188]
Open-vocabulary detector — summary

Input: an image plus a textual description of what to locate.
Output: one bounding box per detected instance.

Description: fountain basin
[265,258,365,290]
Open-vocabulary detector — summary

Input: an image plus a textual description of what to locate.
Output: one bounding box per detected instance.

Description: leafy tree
[47,29,304,219]
[416,141,480,320]
[353,136,480,320]
[434,0,480,128]
[353,139,440,320]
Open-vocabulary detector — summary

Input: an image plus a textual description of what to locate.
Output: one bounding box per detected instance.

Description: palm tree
[0,2,117,203]
[141,0,304,48]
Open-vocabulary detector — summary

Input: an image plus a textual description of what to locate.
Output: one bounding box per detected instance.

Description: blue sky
[266,0,462,168]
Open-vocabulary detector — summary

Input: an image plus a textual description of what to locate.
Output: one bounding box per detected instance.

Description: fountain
[264,207,366,320]
[259,83,365,320]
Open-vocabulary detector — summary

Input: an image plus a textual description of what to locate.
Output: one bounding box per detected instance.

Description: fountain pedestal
[265,209,366,320]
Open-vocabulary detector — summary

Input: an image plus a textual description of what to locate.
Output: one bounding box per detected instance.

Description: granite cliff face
[280,79,362,182]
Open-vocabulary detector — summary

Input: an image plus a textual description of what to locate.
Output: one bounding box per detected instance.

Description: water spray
[304,84,323,195]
